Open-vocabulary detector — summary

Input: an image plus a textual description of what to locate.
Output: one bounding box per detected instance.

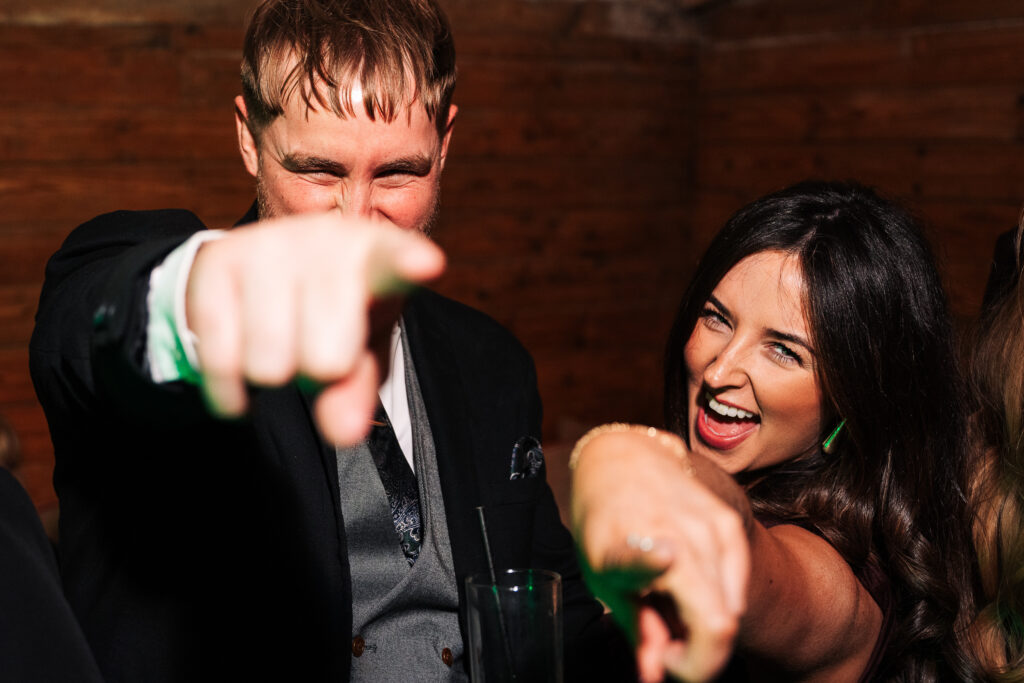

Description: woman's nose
[703,341,750,388]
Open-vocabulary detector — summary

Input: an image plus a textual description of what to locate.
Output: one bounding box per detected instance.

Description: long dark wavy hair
[968,223,1024,681]
[664,181,979,681]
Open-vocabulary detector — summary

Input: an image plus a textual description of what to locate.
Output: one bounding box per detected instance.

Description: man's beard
[256,170,442,237]
[255,171,276,222]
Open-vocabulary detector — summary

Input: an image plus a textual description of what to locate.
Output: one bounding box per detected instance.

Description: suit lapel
[402,291,488,583]
[244,384,351,680]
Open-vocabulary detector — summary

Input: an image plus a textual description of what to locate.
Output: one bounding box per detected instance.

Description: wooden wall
[693,0,1024,322]
[2,0,1022,522]
[435,1,697,505]
[2,3,252,520]
[0,0,696,519]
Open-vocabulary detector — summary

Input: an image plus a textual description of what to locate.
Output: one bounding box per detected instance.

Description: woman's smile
[695,392,760,450]
[684,250,824,473]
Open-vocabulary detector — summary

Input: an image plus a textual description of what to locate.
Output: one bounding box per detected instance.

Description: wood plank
[0,160,253,226]
[563,1,701,44]
[0,23,242,108]
[457,58,694,109]
[705,0,884,41]
[701,24,1024,93]
[0,0,252,25]
[456,31,697,63]
[908,25,1024,85]
[534,349,665,426]
[909,198,1021,317]
[698,86,1024,143]
[442,157,690,209]
[445,0,616,36]
[704,0,1024,42]
[0,286,40,345]
[701,35,912,93]
[0,229,63,286]
[453,106,692,159]
[0,25,185,109]
[0,106,237,163]
[0,348,34,406]
[437,262,687,329]
[0,402,49,440]
[507,306,679,356]
[436,206,692,259]
[694,141,1024,202]
[445,0,698,43]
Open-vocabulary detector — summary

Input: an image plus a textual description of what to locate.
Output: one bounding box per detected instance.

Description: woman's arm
[570,427,882,682]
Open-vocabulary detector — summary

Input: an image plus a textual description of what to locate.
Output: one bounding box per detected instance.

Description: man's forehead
[271,51,427,124]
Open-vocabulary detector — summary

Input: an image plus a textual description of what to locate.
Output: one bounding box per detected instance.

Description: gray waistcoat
[336,331,468,682]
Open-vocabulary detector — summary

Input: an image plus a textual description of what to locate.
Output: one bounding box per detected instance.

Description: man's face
[235,84,455,233]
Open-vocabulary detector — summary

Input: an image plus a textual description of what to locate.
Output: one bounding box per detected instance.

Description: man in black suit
[30,0,630,681]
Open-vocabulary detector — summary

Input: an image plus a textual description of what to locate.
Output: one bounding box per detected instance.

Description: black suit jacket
[30,208,631,682]
[0,467,105,682]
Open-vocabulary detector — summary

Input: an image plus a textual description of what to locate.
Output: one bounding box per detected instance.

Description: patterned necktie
[368,403,422,566]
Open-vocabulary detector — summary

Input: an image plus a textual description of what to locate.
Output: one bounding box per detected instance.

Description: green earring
[822,419,846,455]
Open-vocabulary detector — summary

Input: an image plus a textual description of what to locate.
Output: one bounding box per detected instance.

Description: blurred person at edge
[570,181,981,682]
[29,1,633,681]
[966,223,1024,681]
[0,414,104,681]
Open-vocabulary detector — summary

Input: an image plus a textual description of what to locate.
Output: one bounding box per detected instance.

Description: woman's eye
[768,342,801,366]
[699,308,729,330]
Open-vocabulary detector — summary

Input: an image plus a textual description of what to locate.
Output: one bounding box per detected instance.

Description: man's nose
[335,185,375,218]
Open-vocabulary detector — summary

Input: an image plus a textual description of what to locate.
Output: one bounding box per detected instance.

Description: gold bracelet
[568,422,695,475]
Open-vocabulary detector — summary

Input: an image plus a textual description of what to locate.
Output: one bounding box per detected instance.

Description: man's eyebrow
[376,155,434,175]
[280,154,348,175]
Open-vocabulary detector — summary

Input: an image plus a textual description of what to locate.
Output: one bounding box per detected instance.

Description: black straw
[476,506,517,681]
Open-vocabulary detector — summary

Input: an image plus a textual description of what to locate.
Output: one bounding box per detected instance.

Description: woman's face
[684,250,826,474]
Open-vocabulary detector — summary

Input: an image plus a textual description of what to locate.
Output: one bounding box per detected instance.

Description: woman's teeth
[706,394,755,419]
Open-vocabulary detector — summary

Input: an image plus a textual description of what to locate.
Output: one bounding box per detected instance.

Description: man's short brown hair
[240,0,456,138]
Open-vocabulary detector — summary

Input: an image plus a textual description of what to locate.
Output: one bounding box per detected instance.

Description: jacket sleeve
[30,209,211,433]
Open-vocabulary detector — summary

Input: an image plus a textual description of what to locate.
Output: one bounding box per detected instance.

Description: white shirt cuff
[146,230,226,383]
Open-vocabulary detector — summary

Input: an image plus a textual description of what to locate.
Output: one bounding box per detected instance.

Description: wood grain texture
[3,0,1020,526]
[0,0,695,523]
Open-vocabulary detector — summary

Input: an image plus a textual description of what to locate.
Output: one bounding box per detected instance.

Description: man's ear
[235,95,260,178]
[438,104,457,173]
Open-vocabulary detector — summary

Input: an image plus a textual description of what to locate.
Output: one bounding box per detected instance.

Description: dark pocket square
[509,436,544,480]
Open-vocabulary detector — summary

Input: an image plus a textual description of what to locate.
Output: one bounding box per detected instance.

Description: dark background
[2,0,1022,523]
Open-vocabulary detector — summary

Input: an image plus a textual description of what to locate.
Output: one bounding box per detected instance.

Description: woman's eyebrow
[766,328,816,356]
[709,294,816,355]
[707,294,730,317]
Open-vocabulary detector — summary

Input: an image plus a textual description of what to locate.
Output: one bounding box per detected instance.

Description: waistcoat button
[352,635,365,657]
[441,647,453,667]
